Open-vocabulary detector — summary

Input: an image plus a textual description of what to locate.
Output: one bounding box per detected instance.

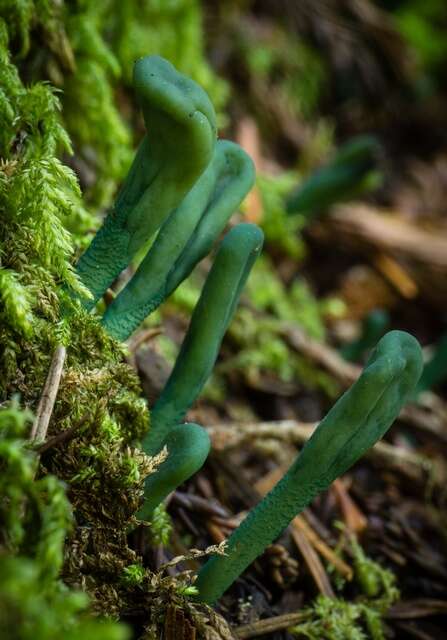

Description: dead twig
[374,253,418,299]
[280,322,359,386]
[233,612,309,639]
[172,491,231,519]
[254,467,338,594]
[293,513,353,581]
[127,326,163,352]
[206,520,227,544]
[279,322,447,441]
[35,413,90,454]
[290,527,335,597]
[255,467,353,580]
[329,204,447,270]
[208,420,439,485]
[30,344,66,443]
[332,478,368,534]
[159,540,227,571]
[387,599,447,619]
[125,327,163,368]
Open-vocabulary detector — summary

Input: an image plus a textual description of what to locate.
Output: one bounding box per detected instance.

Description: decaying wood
[316,203,447,306]
[280,322,360,385]
[30,344,66,443]
[374,253,418,299]
[164,604,197,640]
[236,117,264,224]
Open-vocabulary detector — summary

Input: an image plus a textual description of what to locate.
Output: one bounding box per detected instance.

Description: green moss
[241,22,328,119]
[257,172,306,260]
[0,10,156,623]
[149,503,172,547]
[105,0,229,111]
[2,0,227,209]
[290,535,399,640]
[62,3,131,206]
[0,399,129,639]
[350,534,399,609]
[291,596,378,640]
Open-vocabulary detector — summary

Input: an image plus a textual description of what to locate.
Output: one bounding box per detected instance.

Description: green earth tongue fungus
[415,332,447,396]
[341,309,390,362]
[195,330,422,605]
[102,140,255,341]
[286,135,381,219]
[138,423,210,522]
[76,55,216,309]
[142,223,264,456]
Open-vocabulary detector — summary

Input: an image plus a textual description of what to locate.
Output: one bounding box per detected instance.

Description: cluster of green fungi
[74,55,423,607]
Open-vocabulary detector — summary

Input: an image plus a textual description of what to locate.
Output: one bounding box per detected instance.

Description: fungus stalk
[143,223,264,456]
[286,135,381,219]
[76,55,217,308]
[138,423,210,522]
[102,140,255,340]
[195,331,423,604]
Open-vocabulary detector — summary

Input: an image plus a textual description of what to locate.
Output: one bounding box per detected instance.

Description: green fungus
[71,58,263,523]
[76,55,217,308]
[341,309,390,362]
[287,135,382,219]
[102,140,255,341]
[415,331,447,396]
[195,330,422,604]
[143,223,264,456]
[138,423,210,522]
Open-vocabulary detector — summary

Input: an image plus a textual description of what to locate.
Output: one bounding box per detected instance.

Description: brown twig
[236,117,264,224]
[290,527,335,597]
[233,612,308,639]
[332,478,368,534]
[387,599,447,619]
[172,491,231,519]
[280,322,360,386]
[208,420,439,485]
[254,466,342,593]
[35,413,90,454]
[293,513,353,580]
[254,466,353,579]
[374,253,418,299]
[329,204,447,270]
[127,326,163,353]
[126,327,163,368]
[206,520,227,544]
[30,344,66,443]
[277,321,447,440]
